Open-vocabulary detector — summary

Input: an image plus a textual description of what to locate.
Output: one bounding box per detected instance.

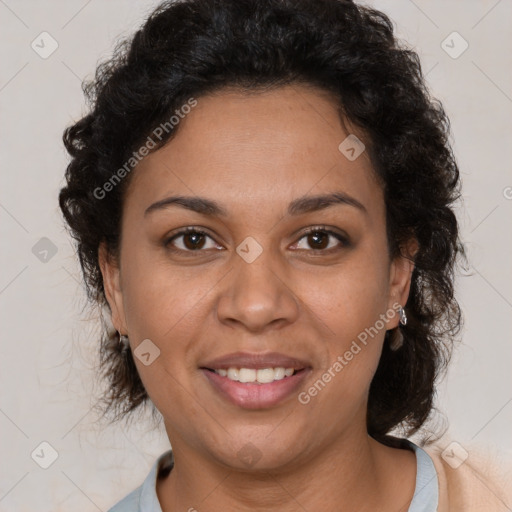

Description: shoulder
[422,439,512,512]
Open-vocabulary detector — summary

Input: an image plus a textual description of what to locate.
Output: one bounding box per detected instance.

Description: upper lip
[200,352,310,370]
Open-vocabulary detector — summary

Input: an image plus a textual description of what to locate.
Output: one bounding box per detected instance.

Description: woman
[58,0,511,510]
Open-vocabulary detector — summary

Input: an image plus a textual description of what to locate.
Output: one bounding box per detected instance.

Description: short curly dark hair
[59,0,462,444]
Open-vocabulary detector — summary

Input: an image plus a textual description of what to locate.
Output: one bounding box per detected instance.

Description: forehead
[123,84,382,218]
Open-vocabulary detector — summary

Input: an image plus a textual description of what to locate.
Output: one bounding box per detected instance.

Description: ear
[98,241,128,334]
[386,238,418,329]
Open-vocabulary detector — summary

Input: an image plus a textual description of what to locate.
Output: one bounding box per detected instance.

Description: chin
[205,429,307,473]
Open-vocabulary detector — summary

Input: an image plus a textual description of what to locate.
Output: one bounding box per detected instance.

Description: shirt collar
[139,450,174,511]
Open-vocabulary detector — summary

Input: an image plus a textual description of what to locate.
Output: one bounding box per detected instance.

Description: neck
[156,428,416,512]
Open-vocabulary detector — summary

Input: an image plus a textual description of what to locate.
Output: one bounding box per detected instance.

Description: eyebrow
[144,192,367,218]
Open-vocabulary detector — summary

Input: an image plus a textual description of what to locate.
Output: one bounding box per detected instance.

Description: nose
[215,248,300,333]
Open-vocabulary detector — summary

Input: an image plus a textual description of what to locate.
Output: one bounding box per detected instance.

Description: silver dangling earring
[389,306,407,351]
[119,333,130,351]
[399,306,407,326]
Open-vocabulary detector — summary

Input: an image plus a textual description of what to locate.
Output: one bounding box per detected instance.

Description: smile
[201,367,310,409]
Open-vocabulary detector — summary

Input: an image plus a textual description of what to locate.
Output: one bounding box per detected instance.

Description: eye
[164,227,223,253]
[293,227,349,252]
[164,226,349,255]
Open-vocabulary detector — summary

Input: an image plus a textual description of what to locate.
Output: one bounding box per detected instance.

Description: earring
[119,333,130,351]
[399,306,407,326]
[389,306,407,351]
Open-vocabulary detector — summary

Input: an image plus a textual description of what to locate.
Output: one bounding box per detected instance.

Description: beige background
[1,0,511,510]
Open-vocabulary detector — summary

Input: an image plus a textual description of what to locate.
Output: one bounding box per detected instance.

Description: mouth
[199,352,311,409]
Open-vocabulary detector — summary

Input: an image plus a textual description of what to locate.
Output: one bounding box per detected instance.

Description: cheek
[295,288,387,428]
[122,261,214,415]
[119,246,218,391]
[293,243,390,399]
[120,241,206,336]
[297,246,390,342]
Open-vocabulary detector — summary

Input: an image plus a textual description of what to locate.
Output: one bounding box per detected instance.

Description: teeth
[273,367,285,380]
[227,368,239,381]
[257,368,278,383]
[239,368,256,383]
[213,367,297,383]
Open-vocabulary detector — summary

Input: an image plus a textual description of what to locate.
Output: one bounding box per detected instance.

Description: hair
[59,0,462,445]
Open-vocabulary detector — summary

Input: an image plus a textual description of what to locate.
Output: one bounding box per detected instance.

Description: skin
[99,84,417,512]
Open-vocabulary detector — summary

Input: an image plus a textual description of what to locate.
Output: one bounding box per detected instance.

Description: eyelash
[163,226,350,256]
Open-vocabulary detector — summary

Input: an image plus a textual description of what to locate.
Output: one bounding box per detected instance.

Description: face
[100,84,414,471]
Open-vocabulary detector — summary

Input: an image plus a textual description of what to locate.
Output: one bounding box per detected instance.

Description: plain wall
[1,1,511,510]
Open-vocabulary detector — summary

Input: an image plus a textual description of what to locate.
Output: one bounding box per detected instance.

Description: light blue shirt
[108,440,438,511]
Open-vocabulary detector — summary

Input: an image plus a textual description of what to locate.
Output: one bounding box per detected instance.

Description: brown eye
[307,231,329,250]
[294,228,349,252]
[165,228,222,253]
[182,231,206,250]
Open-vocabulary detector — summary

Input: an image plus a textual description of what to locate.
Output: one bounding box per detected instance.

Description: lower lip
[201,369,310,410]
